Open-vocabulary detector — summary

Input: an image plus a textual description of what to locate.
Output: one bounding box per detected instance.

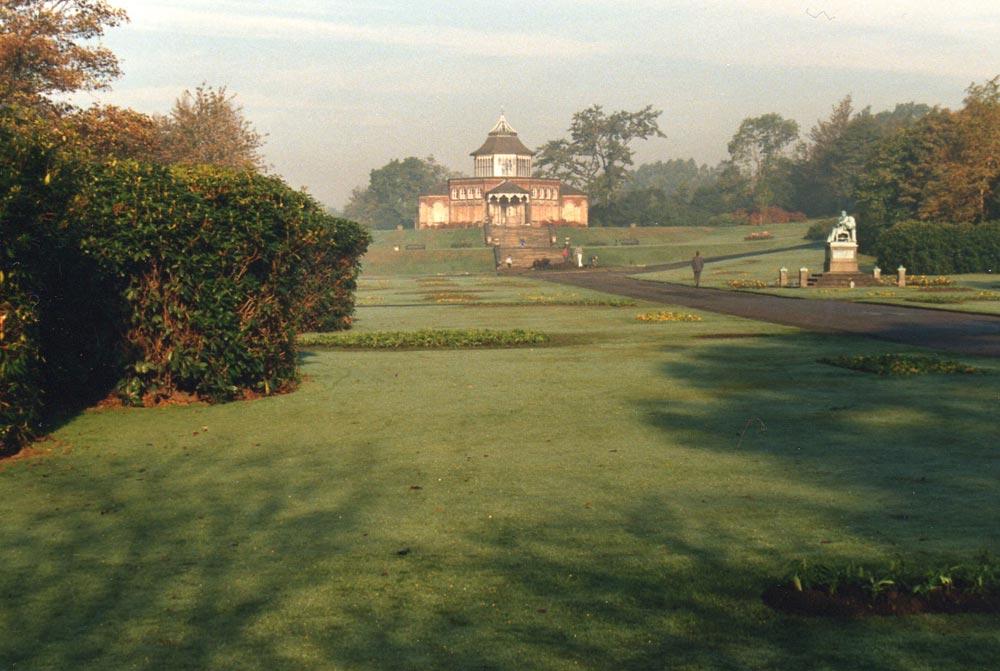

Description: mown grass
[639,250,1000,316]
[2,273,999,670]
[362,222,818,274]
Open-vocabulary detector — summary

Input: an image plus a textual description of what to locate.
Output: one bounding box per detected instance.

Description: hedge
[71,162,369,403]
[1,108,88,453]
[874,220,1000,274]
[1,108,369,453]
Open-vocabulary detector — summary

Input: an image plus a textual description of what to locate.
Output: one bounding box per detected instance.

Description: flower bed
[636,311,703,322]
[299,329,548,349]
[763,556,1000,617]
[728,279,770,289]
[818,354,981,376]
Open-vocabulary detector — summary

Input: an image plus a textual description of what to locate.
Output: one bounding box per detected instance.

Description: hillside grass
[638,249,1000,316]
[363,222,817,275]
[3,273,998,670]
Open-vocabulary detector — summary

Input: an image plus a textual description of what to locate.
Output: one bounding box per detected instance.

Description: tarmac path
[536,251,1000,357]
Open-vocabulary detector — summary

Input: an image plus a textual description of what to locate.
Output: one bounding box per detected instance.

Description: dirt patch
[0,436,71,470]
[763,585,1000,617]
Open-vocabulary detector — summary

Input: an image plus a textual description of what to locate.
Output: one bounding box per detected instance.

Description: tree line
[348,81,1000,249]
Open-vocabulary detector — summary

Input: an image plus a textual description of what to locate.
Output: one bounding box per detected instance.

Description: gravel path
[537,259,1000,357]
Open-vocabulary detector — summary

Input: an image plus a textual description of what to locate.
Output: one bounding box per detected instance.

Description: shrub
[805,218,836,241]
[3,107,368,453]
[70,162,368,403]
[874,220,1000,274]
[1,107,102,453]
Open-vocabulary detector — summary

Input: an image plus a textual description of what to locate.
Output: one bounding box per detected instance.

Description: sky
[74,0,1000,209]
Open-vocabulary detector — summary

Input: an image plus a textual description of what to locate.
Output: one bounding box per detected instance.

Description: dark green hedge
[2,108,369,453]
[71,162,369,403]
[1,109,92,453]
[874,220,1000,274]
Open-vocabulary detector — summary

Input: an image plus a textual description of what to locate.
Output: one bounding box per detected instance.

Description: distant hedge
[874,221,1000,274]
[1,108,369,453]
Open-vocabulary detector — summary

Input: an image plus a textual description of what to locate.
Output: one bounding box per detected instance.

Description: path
[537,260,1000,357]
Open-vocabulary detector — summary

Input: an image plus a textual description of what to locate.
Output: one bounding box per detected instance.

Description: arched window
[452,189,458,200]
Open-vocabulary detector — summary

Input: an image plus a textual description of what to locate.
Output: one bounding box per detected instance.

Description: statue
[827,210,857,243]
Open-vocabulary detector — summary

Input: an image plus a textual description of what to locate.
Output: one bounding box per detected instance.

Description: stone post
[799,267,810,288]
[897,266,907,288]
[778,267,788,288]
[873,266,881,281]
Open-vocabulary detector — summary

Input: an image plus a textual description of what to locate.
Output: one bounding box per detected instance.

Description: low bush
[819,353,981,376]
[299,329,548,349]
[804,219,836,241]
[875,220,1000,274]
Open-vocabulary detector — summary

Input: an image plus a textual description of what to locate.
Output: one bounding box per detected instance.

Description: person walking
[691,251,705,287]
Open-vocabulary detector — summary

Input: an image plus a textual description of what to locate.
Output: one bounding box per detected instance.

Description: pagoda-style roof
[471,113,534,157]
[486,180,531,196]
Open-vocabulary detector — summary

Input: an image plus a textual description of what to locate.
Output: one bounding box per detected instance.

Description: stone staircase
[806,272,881,288]
[487,224,564,270]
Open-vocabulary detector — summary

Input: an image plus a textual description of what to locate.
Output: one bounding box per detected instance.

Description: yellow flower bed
[636,311,703,322]
[728,279,770,289]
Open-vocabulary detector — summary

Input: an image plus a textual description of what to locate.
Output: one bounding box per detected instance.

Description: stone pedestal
[824,241,859,273]
[778,267,788,288]
[799,268,810,287]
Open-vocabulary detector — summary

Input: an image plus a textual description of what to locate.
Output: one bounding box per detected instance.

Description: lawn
[638,249,1000,316]
[363,222,818,275]
[2,274,999,670]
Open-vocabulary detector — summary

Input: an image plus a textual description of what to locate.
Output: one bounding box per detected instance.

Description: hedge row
[1,108,369,453]
[874,220,1000,274]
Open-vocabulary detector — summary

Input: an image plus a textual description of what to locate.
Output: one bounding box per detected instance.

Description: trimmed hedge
[1,107,369,452]
[1,108,92,453]
[71,162,369,403]
[874,220,1000,274]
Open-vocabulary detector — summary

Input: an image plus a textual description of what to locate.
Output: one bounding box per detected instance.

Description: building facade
[417,115,588,229]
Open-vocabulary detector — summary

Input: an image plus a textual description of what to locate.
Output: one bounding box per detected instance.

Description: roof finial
[489,111,516,136]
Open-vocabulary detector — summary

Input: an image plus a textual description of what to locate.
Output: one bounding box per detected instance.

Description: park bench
[617,238,640,246]
[404,244,426,250]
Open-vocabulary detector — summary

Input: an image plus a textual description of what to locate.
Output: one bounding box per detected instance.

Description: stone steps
[495,246,567,270]
[807,272,881,288]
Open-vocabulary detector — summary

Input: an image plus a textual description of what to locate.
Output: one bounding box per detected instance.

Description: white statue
[828,210,857,243]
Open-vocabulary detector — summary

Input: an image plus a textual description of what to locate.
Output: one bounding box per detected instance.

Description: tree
[626,158,715,201]
[344,156,454,229]
[792,97,931,216]
[158,84,266,170]
[921,77,1000,222]
[535,105,665,206]
[726,113,799,213]
[0,0,128,104]
[64,104,161,160]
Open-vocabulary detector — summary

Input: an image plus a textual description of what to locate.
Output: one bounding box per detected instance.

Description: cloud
[118,2,612,59]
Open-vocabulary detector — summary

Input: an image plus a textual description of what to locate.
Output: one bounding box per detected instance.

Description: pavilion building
[417,114,588,229]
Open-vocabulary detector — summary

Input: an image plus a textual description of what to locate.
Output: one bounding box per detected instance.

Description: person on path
[691,251,705,287]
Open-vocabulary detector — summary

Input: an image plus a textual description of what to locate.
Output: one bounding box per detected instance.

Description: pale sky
[74,1,1000,209]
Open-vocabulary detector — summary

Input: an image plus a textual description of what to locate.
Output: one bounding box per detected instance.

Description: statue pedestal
[825,241,859,273]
